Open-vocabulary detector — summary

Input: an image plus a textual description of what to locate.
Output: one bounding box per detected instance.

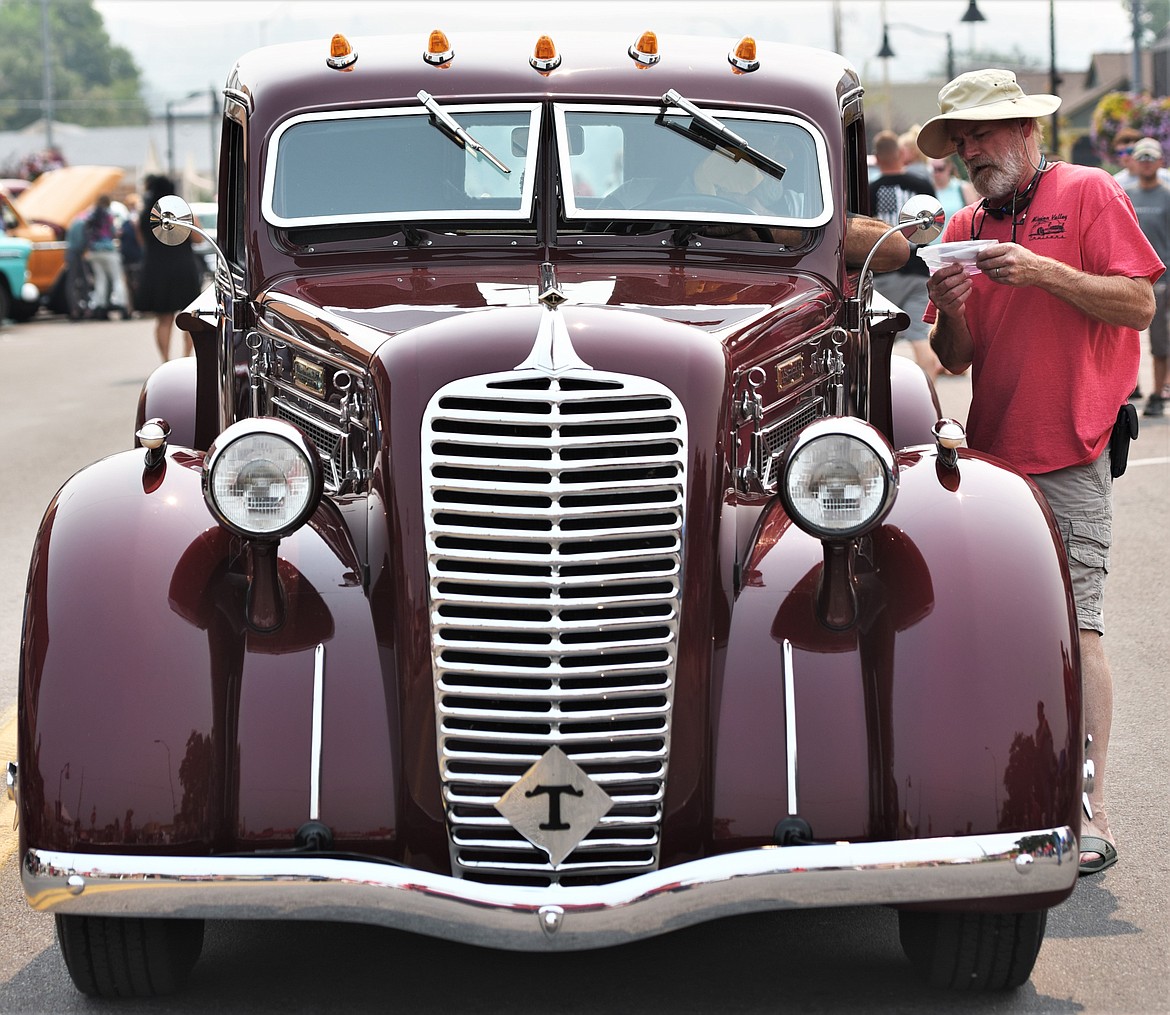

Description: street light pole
[39,0,54,151]
[166,100,175,179]
[1131,0,1145,92]
[1049,0,1061,158]
[878,24,956,86]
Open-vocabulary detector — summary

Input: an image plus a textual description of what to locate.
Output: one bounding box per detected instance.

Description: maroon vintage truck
[10,28,1083,997]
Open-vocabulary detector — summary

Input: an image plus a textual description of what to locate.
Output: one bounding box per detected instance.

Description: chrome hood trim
[25,827,1076,951]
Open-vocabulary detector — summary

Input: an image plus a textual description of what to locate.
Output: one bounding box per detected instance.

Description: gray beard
[969,148,1031,204]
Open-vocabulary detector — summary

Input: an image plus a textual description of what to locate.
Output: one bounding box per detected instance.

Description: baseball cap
[1132,137,1163,161]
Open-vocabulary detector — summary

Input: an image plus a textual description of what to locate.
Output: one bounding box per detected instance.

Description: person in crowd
[119,192,144,314]
[84,195,128,320]
[899,125,933,183]
[135,174,204,361]
[930,156,977,221]
[1124,137,1170,418]
[920,69,1164,877]
[1110,126,1170,189]
[870,129,943,376]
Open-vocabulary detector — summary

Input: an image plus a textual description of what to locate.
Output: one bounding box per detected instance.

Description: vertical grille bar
[423,370,687,886]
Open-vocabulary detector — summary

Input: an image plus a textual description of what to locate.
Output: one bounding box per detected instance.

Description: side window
[221,117,245,268]
[844,115,870,217]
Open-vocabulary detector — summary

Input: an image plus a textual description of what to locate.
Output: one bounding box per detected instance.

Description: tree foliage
[1123,0,1170,47]
[0,0,149,132]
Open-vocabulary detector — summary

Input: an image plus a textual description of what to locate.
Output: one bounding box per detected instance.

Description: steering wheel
[652,194,756,215]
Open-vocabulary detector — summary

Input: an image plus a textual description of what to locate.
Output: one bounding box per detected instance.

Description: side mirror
[898,194,945,245]
[857,196,945,281]
[150,194,199,246]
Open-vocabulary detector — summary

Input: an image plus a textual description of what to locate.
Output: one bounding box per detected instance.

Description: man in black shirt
[870,130,942,376]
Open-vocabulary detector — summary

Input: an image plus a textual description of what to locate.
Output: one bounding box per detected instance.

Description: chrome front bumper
[24,827,1076,951]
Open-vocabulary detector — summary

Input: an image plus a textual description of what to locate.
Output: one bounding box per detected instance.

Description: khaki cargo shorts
[1031,449,1112,635]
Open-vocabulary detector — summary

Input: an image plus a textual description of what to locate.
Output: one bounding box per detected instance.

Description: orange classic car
[1,165,123,316]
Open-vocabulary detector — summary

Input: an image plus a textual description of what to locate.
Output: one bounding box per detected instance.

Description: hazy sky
[94,0,1138,110]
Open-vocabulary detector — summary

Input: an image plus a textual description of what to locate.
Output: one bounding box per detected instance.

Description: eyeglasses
[1115,146,1134,157]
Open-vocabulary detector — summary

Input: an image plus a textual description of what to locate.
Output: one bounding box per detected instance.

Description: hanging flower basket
[1090,91,1170,162]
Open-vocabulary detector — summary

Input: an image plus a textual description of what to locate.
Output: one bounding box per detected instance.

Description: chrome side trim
[24,827,1076,951]
[309,643,325,821]
[782,639,797,816]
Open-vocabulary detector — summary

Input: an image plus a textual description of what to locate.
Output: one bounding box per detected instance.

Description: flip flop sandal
[1078,835,1118,876]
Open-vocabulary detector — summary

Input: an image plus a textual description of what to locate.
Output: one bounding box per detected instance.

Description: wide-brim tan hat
[917,69,1061,158]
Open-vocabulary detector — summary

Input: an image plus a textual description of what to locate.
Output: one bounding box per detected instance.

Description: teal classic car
[0,231,39,322]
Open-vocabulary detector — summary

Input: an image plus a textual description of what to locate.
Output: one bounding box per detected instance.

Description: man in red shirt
[920,70,1163,876]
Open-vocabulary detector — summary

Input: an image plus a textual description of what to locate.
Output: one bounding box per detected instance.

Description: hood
[14,165,123,229]
[266,262,831,345]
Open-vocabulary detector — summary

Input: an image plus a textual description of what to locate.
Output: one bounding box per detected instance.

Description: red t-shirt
[924,162,1164,474]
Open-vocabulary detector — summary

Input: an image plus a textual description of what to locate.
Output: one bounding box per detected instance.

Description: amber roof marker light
[326,33,358,70]
[729,36,760,74]
[628,31,661,67]
[530,35,562,73]
[424,29,455,67]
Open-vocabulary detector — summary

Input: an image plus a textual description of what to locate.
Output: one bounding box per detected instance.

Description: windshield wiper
[417,90,511,175]
[658,89,786,182]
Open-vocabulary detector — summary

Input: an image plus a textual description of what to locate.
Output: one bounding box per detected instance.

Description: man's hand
[976,241,1034,287]
[924,260,972,315]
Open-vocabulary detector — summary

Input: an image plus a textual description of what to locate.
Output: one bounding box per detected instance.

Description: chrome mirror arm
[852,196,945,422]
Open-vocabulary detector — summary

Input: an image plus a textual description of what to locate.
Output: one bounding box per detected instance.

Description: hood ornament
[537,261,567,308]
[516,262,592,375]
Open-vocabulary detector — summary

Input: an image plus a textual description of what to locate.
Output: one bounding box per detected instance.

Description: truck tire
[898,908,1048,990]
[55,914,205,998]
[10,298,37,322]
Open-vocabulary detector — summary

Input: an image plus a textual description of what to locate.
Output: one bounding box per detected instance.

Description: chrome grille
[423,370,687,886]
[272,395,347,490]
[753,397,825,491]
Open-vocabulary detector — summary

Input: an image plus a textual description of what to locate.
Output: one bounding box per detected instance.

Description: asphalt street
[0,313,1166,1013]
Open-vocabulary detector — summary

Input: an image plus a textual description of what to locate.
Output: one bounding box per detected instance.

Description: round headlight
[781,419,897,539]
[204,420,323,539]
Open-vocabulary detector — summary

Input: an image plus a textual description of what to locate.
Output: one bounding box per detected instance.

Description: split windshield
[262,101,830,232]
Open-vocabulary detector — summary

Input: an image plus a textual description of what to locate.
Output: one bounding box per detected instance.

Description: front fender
[889,354,942,450]
[19,446,396,857]
[714,447,1080,895]
[136,357,198,449]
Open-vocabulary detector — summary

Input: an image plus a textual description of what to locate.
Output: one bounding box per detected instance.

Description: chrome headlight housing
[780,418,897,540]
[203,419,324,539]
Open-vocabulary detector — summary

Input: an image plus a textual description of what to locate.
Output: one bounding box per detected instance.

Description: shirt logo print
[1028,213,1066,241]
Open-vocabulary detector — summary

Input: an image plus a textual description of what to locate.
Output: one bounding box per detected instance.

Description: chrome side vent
[423,370,687,886]
[752,397,825,492]
[247,319,373,495]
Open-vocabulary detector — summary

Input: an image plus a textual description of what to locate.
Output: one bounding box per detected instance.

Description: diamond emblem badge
[496,746,614,866]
